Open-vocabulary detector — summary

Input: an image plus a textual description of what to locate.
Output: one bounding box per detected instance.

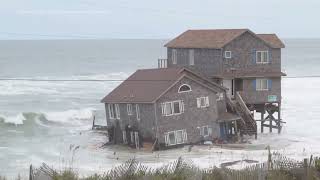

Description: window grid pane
[189,49,194,65]
[256,79,268,90]
[263,52,268,63]
[169,132,175,145]
[173,102,180,114]
[172,49,177,64]
[165,103,172,115]
[176,131,183,144]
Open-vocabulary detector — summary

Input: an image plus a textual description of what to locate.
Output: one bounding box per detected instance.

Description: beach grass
[2,153,320,180]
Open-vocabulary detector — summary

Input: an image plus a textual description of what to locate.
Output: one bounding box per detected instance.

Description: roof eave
[179,68,228,91]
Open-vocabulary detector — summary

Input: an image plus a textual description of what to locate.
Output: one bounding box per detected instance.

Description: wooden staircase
[226,92,257,138]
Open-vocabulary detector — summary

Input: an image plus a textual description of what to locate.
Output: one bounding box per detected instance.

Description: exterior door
[223,79,234,98]
[219,122,227,140]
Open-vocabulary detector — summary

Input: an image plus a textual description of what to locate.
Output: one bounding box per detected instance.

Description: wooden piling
[260,112,264,133]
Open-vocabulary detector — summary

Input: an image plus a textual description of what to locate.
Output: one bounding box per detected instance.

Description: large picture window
[256,51,269,64]
[161,100,184,116]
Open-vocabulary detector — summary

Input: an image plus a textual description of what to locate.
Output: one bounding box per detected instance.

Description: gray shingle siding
[240,77,281,104]
[167,31,282,105]
[167,48,222,77]
[222,32,281,73]
[155,77,221,144]
[104,103,156,142]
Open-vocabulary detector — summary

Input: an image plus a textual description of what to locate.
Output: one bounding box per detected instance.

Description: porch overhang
[217,112,241,122]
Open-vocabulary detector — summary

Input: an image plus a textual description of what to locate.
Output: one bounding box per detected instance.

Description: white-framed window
[127,104,133,115]
[199,126,212,137]
[108,104,120,119]
[196,96,210,108]
[136,104,140,121]
[224,51,232,59]
[161,100,184,116]
[189,49,194,65]
[130,131,134,143]
[216,93,224,101]
[115,104,120,119]
[164,129,187,146]
[178,84,191,93]
[256,78,269,91]
[108,104,115,119]
[256,51,269,64]
[172,49,177,64]
[122,131,127,144]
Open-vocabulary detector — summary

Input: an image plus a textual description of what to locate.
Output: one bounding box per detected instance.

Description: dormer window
[178,84,191,93]
[224,51,232,59]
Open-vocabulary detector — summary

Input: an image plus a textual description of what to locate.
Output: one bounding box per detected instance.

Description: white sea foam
[0,72,129,96]
[0,108,96,126]
[0,113,26,125]
[43,108,96,124]
[0,81,59,95]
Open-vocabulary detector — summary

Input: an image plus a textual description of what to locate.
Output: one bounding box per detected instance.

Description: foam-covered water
[0,39,320,178]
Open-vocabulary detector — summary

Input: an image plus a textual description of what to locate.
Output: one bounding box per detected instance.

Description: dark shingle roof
[165,29,285,49]
[101,68,183,103]
[256,34,285,48]
[101,68,226,103]
[165,29,248,49]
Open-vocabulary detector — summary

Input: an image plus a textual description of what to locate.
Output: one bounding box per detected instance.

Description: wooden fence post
[29,164,33,180]
[304,158,309,180]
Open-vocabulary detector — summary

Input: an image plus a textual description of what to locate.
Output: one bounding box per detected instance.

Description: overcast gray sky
[1,0,319,39]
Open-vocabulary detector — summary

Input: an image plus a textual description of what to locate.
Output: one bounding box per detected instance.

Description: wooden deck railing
[158,59,167,68]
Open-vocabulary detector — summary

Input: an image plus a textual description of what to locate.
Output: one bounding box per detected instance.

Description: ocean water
[0,39,320,178]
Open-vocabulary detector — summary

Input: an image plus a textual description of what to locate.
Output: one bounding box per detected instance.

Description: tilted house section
[163,29,286,134]
[101,67,241,148]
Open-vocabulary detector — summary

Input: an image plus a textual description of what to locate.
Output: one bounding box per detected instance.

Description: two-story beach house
[101,29,285,149]
[160,29,285,133]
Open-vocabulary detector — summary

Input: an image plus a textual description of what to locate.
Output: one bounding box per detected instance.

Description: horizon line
[0,37,319,40]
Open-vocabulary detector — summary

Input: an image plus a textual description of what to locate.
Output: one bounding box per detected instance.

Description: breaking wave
[44,108,95,124]
[0,108,96,127]
[0,72,129,96]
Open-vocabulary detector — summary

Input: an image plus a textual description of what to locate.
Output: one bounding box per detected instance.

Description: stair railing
[235,92,257,129]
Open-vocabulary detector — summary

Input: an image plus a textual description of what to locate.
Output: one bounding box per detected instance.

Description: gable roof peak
[165,28,284,49]
[101,67,226,103]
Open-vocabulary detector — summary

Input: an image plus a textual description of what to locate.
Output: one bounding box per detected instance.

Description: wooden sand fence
[28,152,320,180]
